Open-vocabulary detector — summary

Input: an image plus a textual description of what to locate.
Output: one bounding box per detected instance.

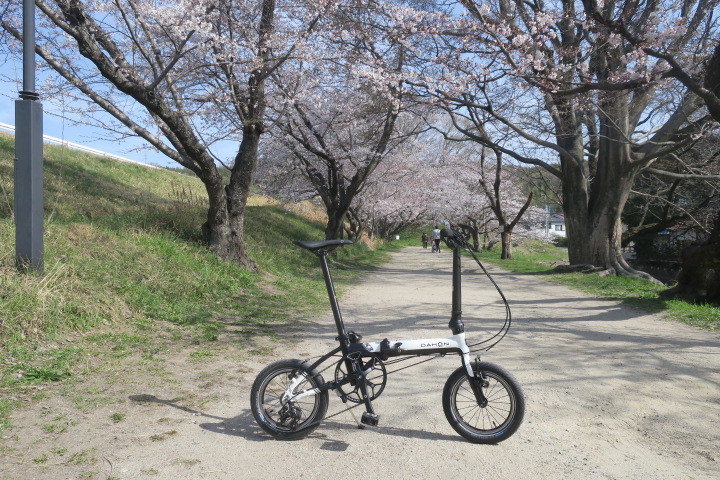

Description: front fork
[463,354,489,407]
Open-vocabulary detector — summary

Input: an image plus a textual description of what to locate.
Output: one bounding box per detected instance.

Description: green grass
[472,239,720,330]
[0,132,389,346]
[0,132,392,429]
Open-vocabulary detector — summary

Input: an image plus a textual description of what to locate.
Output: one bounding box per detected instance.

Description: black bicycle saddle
[293,239,353,253]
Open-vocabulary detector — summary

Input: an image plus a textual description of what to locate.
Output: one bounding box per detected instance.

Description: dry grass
[249,195,329,225]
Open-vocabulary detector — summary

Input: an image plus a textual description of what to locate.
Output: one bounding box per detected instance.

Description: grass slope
[0,132,393,429]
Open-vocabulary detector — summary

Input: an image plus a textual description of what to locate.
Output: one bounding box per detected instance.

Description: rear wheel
[443,361,524,444]
[250,359,328,440]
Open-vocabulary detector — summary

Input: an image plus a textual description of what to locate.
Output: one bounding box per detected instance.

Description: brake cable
[451,236,513,353]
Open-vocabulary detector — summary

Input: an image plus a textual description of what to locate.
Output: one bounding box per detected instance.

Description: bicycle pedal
[361,412,379,427]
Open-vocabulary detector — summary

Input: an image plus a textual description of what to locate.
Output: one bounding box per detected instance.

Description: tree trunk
[325,210,345,240]
[662,216,720,304]
[552,89,660,283]
[560,148,658,281]
[201,200,254,269]
[559,159,591,266]
[472,230,480,252]
[323,186,356,240]
[345,208,363,242]
[500,231,512,259]
[200,127,260,270]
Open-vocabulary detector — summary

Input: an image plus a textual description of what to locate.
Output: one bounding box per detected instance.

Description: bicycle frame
[288,332,472,400]
[287,333,474,402]
[286,238,479,410]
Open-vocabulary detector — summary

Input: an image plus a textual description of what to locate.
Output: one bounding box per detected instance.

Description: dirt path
[2,246,719,479]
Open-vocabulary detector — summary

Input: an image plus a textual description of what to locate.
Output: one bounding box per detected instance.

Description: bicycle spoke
[450,373,515,435]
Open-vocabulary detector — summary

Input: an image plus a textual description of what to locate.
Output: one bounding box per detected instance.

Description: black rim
[451,372,515,435]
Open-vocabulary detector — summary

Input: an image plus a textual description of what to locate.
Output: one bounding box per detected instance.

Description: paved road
[4,247,719,479]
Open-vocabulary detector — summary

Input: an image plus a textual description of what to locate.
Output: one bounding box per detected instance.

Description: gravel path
[2,246,719,479]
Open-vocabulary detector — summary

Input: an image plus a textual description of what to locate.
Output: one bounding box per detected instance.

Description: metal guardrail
[0,121,160,170]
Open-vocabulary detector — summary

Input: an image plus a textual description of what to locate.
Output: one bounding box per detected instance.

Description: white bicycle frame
[286,333,474,403]
[361,333,473,373]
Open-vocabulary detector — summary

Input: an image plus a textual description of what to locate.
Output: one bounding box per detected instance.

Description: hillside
[0,132,395,427]
[0,132,394,344]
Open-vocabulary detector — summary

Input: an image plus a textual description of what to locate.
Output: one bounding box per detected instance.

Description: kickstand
[335,390,365,429]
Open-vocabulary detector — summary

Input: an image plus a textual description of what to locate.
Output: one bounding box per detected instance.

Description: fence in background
[0,121,160,170]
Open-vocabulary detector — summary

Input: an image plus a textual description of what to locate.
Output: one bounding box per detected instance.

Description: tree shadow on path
[128,394,464,447]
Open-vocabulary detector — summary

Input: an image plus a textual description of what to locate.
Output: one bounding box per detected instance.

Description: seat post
[318,252,349,345]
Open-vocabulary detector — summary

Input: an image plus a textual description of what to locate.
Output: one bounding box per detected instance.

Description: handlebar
[440,228,469,249]
[440,228,461,239]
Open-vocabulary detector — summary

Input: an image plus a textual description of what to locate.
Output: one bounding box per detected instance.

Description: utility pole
[15,0,44,272]
[541,194,549,239]
[545,205,550,238]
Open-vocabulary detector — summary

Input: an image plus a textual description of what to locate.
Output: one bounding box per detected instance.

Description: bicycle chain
[314,354,442,422]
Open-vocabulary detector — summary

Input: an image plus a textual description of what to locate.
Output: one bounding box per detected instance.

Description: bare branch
[643,167,720,181]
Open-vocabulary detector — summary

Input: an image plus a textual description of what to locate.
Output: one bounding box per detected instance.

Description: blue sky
[1,55,180,168]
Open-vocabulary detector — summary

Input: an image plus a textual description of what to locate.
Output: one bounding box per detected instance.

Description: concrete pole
[15,0,44,272]
[545,205,550,238]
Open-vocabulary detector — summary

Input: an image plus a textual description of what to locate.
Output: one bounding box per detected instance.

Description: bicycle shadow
[127,394,465,447]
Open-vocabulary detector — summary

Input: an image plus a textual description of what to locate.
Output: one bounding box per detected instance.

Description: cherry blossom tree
[275,91,417,239]
[454,160,547,255]
[431,160,497,251]
[379,0,717,280]
[663,214,720,303]
[348,146,430,240]
[433,118,542,258]
[258,130,428,241]
[588,1,720,302]
[1,0,334,268]
[624,134,720,303]
[262,2,426,240]
[477,153,537,259]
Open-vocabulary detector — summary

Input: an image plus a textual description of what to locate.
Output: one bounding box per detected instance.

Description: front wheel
[443,361,524,444]
[250,359,329,440]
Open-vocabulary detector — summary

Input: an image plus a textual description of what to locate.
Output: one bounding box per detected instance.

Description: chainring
[334,352,387,404]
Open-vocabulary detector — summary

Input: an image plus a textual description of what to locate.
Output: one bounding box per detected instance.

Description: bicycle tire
[250,359,329,440]
[443,361,524,444]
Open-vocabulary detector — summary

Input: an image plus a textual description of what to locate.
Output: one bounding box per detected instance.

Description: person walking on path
[431,227,441,252]
[421,232,429,249]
